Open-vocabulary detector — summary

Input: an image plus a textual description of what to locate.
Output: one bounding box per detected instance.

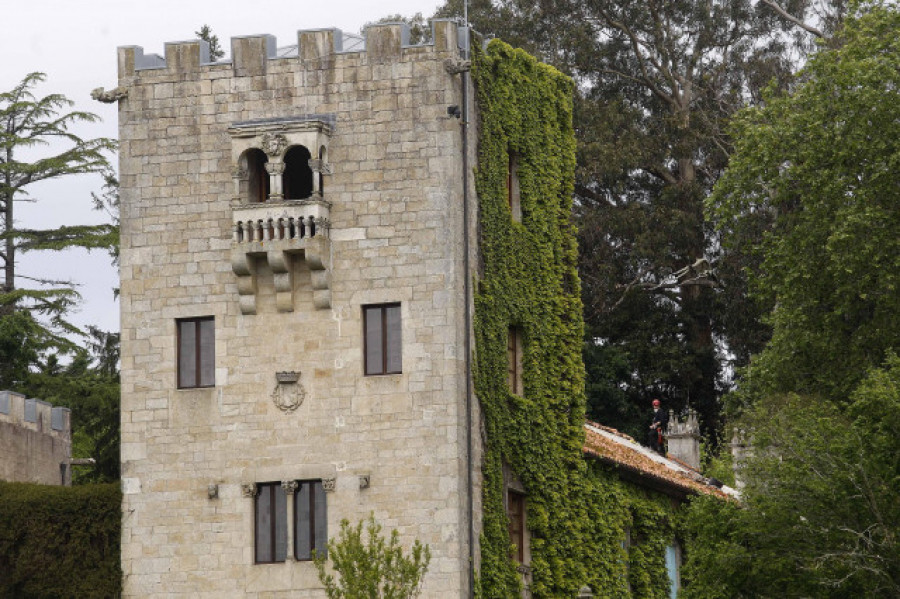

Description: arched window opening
[283,145,313,200]
[246,149,269,203]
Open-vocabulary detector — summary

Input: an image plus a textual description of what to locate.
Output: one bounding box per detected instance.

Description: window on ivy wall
[665,542,681,598]
[294,480,327,560]
[506,150,521,222]
[177,317,215,389]
[507,489,526,563]
[255,482,287,564]
[507,326,523,395]
[364,303,402,375]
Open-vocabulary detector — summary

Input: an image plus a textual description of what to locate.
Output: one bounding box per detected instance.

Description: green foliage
[683,355,900,597]
[708,3,900,408]
[0,72,116,349]
[0,481,121,598]
[471,39,689,598]
[313,514,431,599]
[195,25,225,61]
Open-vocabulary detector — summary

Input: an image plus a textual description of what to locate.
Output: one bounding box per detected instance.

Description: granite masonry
[117,20,481,597]
[0,390,72,486]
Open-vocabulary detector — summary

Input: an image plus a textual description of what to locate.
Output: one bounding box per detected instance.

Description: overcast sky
[2,0,445,335]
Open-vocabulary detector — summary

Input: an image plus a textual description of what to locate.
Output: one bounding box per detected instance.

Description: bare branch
[761,0,826,38]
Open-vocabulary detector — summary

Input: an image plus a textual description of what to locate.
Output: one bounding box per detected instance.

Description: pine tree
[0,72,116,350]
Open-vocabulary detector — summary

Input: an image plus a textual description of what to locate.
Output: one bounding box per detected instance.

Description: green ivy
[472,40,687,598]
[0,481,121,598]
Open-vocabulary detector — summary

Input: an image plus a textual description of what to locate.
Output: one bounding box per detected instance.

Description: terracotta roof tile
[582,421,735,499]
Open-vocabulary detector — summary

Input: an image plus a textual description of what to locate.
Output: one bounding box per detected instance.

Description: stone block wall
[117,20,479,597]
[0,390,72,485]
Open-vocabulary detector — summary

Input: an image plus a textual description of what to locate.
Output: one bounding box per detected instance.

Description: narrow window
[506,150,521,222]
[246,149,269,203]
[364,303,402,375]
[255,482,288,564]
[177,317,215,389]
[294,480,327,560]
[507,326,523,395]
[507,490,526,562]
[665,542,681,598]
[283,145,313,200]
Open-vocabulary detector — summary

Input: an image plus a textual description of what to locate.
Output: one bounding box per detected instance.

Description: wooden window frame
[254,482,287,564]
[294,479,327,561]
[363,303,402,376]
[507,489,526,563]
[176,316,215,389]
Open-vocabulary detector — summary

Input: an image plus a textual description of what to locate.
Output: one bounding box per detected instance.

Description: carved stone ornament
[241,483,258,498]
[322,477,336,493]
[281,480,299,494]
[232,165,247,179]
[272,372,306,412]
[260,133,288,157]
[91,86,128,103]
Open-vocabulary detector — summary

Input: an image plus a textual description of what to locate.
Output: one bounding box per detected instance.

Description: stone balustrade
[232,199,330,244]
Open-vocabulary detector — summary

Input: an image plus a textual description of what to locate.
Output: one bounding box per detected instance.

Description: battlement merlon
[117,20,468,81]
[0,390,71,439]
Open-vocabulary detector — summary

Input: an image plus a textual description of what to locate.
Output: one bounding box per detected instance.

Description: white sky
[1,0,446,336]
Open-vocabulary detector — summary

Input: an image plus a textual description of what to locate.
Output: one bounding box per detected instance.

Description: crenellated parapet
[0,390,72,485]
[117,20,466,81]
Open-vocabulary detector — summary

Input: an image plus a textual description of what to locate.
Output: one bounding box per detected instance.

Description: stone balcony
[231,199,332,314]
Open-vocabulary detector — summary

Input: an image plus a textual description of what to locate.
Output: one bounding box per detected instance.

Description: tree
[196,25,225,61]
[708,2,900,407]
[0,72,116,349]
[314,514,431,599]
[683,355,900,597]
[434,0,844,440]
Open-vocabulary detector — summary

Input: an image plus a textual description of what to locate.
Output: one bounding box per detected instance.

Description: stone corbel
[322,477,336,493]
[231,251,257,315]
[241,483,259,498]
[267,249,294,312]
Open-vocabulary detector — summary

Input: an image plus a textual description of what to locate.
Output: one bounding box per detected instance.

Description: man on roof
[648,398,669,455]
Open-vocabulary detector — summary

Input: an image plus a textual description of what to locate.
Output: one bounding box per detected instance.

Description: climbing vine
[472,39,687,598]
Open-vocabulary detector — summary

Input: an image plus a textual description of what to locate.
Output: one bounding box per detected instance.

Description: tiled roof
[582,421,737,500]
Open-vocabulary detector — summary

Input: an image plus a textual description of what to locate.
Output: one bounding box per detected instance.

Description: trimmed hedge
[0,481,121,598]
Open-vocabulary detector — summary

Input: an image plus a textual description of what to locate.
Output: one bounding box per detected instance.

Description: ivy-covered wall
[472,39,687,598]
[0,481,121,598]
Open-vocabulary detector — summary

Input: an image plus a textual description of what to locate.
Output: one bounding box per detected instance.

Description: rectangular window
[364,303,402,375]
[507,326,523,395]
[255,482,287,564]
[294,480,327,560]
[666,543,681,598]
[507,490,526,563]
[507,150,521,222]
[177,317,215,388]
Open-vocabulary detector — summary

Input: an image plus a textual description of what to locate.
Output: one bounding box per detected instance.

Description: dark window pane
[365,307,384,375]
[256,487,272,563]
[198,318,215,387]
[313,481,327,556]
[385,305,402,373]
[274,486,287,562]
[178,320,196,388]
[296,483,311,559]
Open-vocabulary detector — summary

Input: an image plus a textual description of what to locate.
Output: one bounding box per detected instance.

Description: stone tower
[117,21,480,597]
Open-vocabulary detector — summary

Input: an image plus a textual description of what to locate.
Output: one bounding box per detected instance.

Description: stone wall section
[0,390,72,485]
[118,21,479,597]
